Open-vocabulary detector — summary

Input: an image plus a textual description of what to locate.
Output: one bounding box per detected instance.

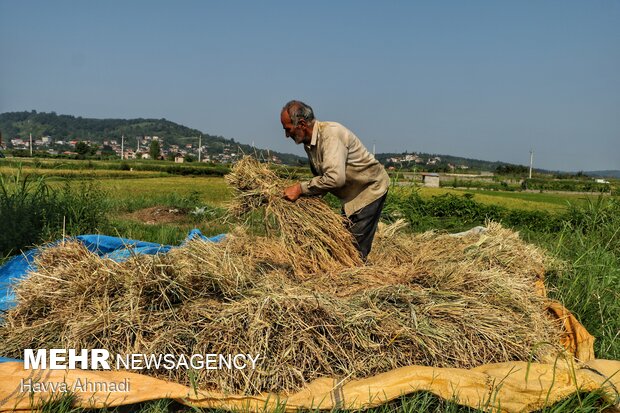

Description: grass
[0,168,232,252]
[109,218,231,245]
[528,198,620,360]
[0,157,231,177]
[94,176,232,211]
[0,165,166,179]
[22,390,615,412]
[52,175,232,243]
[414,187,601,213]
[0,168,110,256]
[99,176,232,243]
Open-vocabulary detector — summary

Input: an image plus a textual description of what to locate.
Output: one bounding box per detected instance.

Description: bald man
[280,100,390,260]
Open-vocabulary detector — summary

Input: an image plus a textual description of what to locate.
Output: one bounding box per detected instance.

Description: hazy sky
[1,1,618,171]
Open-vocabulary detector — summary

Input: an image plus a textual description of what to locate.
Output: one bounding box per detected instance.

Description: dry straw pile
[0,157,562,395]
[225,156,363,274]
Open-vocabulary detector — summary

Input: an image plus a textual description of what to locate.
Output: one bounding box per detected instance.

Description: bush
[384,190,561,233]
[523,178,610,192]
[440,178,519,191]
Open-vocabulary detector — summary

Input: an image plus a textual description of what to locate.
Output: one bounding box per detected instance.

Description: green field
[1,161,618,412]
[62,175,606,244]
[98,176,232,209]
[415,186,598,212]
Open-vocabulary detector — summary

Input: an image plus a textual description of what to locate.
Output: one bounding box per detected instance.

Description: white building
[422,173,440,188]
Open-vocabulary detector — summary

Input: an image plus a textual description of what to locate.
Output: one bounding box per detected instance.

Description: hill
[375,152,533,174]
[0,111,304,164]
[2,111,602,176]
[584,170,620,179]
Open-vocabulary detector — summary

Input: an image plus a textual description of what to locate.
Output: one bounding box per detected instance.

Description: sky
[0,1,618,171]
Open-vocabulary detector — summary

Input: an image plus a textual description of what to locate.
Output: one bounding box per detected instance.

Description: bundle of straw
[225,156,363,274]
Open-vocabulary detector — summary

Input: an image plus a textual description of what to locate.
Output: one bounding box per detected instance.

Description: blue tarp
[0,229,224,363]
[0,229,225,313]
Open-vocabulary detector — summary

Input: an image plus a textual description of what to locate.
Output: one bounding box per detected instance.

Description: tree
[75,141,90,156]
[101,145,115,157]
[149,140,161,160]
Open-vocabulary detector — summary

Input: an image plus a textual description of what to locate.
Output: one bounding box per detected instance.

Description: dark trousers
[345,192,388,261]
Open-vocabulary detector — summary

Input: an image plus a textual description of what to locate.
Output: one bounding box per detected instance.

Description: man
[281,100,390,260]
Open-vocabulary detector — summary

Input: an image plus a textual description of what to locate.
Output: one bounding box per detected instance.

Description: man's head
[280,100,315,145]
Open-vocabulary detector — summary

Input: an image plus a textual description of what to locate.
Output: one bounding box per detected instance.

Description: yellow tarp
[0,359,618,412]
[0,302,615,412]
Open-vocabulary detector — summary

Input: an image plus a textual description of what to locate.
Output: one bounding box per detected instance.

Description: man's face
[280,110,306,145]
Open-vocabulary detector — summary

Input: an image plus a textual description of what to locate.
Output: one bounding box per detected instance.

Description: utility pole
[30,133,33,157]
[372,141,376,156]
[529,150,534,179]
[198,135,202,162]
[121,135,124,159]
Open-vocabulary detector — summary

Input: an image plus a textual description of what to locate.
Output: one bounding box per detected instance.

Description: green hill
[375,152,534,174]
[3,111,604,176]
[0,110,304,164]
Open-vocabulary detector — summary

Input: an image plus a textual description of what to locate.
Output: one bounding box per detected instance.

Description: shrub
[384,191,561,233]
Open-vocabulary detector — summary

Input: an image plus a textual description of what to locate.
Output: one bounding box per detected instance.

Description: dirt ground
[124,206,190,225]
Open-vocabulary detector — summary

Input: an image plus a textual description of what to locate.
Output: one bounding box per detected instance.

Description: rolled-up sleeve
[301,134,347,195]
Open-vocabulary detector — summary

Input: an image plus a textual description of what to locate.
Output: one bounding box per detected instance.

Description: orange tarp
[0,359,618,412]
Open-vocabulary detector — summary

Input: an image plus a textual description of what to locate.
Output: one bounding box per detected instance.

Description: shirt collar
[309,120,319,147]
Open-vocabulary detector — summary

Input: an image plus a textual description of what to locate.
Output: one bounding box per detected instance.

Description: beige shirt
[300,120,390,217]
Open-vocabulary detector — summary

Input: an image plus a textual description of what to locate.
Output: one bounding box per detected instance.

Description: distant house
[175,154,185,163]
[422,173,440,188]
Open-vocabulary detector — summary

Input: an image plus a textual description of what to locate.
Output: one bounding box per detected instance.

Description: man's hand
[283,183,302,202]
